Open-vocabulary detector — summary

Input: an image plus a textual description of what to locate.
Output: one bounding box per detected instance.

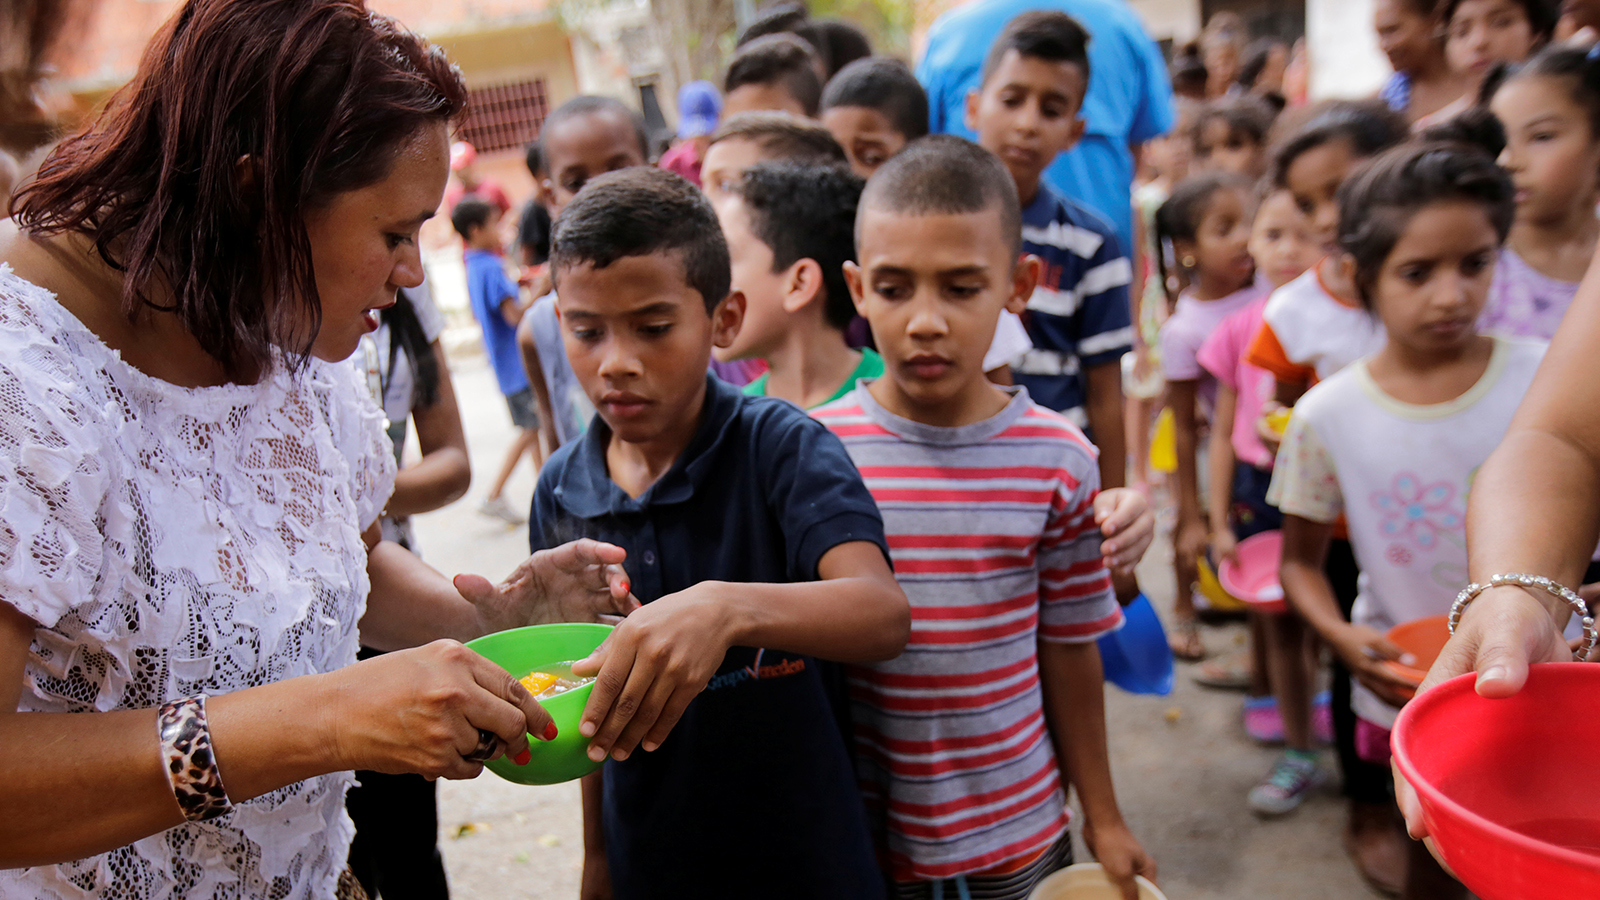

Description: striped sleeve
[1035,421,1121,644]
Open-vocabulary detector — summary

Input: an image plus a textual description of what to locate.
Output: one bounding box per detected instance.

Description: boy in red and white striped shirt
[813,136,1157,900]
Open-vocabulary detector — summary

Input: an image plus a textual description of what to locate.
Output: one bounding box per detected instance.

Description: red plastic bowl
[1217,530,1287,614]
[1392,664,1600,900]
[1382,615,1451,700]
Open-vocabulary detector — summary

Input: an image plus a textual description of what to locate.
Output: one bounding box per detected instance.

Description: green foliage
[809,0,914,58]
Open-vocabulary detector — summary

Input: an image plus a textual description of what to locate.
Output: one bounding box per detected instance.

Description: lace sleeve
[0,365,112,630]
[318,359,397,531]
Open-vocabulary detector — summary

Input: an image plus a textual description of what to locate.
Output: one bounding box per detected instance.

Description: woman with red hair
[0,2,632,896]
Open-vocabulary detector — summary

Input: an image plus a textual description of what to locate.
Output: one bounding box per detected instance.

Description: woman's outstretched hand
[455,538,640,635]
[1395,586,1574,838]
[322,640,557,780]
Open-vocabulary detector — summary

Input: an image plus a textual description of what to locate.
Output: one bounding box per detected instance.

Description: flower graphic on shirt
[1371,472,1463,551]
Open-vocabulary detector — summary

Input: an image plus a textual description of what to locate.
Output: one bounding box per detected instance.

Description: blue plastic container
[1097,593,1175,695]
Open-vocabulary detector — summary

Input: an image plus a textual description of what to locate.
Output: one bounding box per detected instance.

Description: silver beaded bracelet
[1450,573,1597,662]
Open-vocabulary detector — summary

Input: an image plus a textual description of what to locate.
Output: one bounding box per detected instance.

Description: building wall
[1305,0,1389,99]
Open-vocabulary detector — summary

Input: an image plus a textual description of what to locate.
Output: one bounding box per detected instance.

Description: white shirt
[1269,338,1545,727]
[1262,267,1385,381]
[0,266,395,900]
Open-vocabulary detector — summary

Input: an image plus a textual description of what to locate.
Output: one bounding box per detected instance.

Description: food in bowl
[518,662,594,701]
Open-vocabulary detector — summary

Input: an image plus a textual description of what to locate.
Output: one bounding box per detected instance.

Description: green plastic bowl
[465,622,612,785]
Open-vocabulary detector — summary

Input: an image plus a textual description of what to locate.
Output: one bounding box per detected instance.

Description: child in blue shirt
[530,166,910,900]
[452,197,542,522]
[966,11,1134,498]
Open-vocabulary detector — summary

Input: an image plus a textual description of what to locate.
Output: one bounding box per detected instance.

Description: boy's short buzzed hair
[551,167,731,314]
[538,95,650,163]
[820,57,930,141]
[709,111,848,165]
[450,196,495,239]
[732,161,865,331]
[725,33,825,117]
[859,135,1022,257]
[979,10,1092,90]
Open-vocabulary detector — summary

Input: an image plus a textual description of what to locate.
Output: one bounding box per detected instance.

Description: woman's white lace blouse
[0,266,396,899]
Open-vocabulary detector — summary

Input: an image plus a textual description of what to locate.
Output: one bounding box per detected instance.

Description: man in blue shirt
[531,167,909,899]
[918,0,1173,249]
[453,197,544,523]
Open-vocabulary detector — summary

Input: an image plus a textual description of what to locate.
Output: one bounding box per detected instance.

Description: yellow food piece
[519,672,560,695]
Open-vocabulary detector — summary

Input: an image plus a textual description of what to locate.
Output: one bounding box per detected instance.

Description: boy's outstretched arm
[1039,639,1156,900]
[571,541,909,763]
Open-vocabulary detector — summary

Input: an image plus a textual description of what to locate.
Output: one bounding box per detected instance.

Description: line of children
[1273,139,1531,900]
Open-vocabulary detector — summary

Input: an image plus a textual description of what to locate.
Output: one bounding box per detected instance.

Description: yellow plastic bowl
[1196,555,1247,611]
[1149,408,1177,474]
[1029,863,1168,900]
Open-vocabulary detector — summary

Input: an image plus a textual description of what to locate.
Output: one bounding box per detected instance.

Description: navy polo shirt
[529,374,890,900]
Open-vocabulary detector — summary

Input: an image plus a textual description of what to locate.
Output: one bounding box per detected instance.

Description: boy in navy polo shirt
[966,11,1134,499]
[531,166,910,900]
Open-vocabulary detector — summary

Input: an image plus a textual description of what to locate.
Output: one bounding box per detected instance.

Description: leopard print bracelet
[157,696,233,822]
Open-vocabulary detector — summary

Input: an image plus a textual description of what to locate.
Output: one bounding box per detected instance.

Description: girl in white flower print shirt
[1268,141,1541,898]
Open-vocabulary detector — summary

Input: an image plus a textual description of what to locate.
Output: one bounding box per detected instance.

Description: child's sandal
[1169,618,1207,661]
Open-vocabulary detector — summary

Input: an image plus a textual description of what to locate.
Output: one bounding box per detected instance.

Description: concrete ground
[406,345,1387,899]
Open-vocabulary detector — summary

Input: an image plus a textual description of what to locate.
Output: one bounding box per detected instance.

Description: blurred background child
[1423,0,1557,126]
[1273,139,1527,900]
[1155,173,1266,659]
[1479,45,1600,339]
[1374,0,1469,123]
[819,56,928,179]
[1191,94,1278,179]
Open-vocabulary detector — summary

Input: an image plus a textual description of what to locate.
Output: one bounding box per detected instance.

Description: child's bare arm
[1166,378,1206,564]
[1039,639,1155,900]
[571,541,908,763]
[1280,514,1415,706]
[517,314,559,458]
[1084,361,1127,490]
[1207,385,1240,562]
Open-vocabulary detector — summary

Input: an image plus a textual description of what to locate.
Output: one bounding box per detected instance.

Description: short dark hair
[737,2,810,46]
[450,196,495,240]
[1269,99,1410,189]
[979,10,1091,91]
[816,19,873,78]
[12,0,465,381]
[859,135,1022,257]
[1337,141,1515,307]
[732,162,864,331]
[1192,94,1279,152]
[1237,39,1284,90]
[551,167,731,314]
[821,57,930,141]
[525,142,543,177]
[1419,105,1507,158]
[1481,44,1600,137]
[1440,0,1558,42]
[725,33,825,117]
[709,112,848,165]
[537,95,650,167]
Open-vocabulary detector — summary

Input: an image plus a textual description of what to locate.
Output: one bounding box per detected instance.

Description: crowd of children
[426,2,1600,899]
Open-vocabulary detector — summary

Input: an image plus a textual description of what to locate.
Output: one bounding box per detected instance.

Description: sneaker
[477,496,526,525]
[1248,751,1324,817]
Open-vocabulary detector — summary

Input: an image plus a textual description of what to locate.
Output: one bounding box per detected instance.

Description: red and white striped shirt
[813,386,1123,882]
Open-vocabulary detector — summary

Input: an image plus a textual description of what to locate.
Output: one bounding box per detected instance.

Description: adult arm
[0,601,554,867]
[571,540,909,763]
[1039,639,1156,900]
[384,339,471,520]
[518,311,560,458]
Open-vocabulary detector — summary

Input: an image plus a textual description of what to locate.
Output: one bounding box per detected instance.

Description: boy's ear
[1009,253,1042,315]
[781,259,825,315]
[964,88,981,134]
[1066,115,1087,151]
[843,260,868,317]
[711,291,746,350]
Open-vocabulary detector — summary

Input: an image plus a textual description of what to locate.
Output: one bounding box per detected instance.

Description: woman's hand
[1397,586,1576,838]
[1327,623,1420,708]
[454,539,639,636]
[570,585,735,763]
[1095,488,1154,577]
[321,640,556,780]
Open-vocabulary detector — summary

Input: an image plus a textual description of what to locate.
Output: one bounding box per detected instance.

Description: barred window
[457,78,550,155]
